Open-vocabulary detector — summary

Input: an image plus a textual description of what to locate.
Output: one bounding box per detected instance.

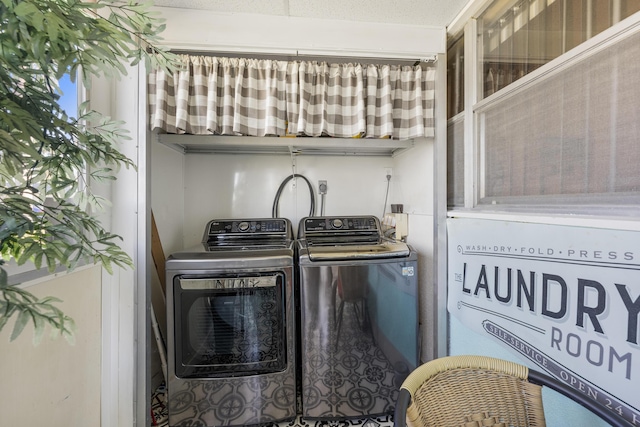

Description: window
[4,72,80,285]
[479,0,640,99]
[447,35,466,208]
[444,1,640,211]
[477,19,640,208]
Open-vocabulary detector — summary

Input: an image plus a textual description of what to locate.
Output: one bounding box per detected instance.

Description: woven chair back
[403,356,546,427]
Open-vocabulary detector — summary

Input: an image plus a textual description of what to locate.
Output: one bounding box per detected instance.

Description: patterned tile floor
[150,383,394,427]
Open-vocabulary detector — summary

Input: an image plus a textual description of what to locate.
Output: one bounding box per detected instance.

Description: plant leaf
[10,310,31,341]
[32,315,45,346]
[0,0,177,343]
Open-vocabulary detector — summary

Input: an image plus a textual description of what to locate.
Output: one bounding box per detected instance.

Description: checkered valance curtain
[148,55,436,140]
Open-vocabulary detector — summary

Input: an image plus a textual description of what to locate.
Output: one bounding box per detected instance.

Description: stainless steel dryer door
[173,272,287,378]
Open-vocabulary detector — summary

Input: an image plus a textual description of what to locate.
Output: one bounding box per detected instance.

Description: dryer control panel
[206,219,289,236]
[202,218,293,248]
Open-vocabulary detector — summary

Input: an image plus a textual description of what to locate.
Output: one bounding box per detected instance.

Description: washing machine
[165,218,297,427]
[296,215,419,420]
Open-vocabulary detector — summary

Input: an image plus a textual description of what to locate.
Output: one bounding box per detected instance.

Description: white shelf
[156,134,415,157]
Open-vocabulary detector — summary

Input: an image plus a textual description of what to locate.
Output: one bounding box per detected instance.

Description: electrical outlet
[318,180,328,194]
[385,168,393,179]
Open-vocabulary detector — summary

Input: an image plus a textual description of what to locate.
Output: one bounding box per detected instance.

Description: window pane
[479,28,640,205]
[447,36,465,119]
[447,118,465,207]
[479,0,640,99]
[58,73,78,117]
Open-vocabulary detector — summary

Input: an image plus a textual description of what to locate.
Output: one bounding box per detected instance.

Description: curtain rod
[167,48,438,65]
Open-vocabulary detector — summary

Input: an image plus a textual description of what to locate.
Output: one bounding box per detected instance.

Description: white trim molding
[152,7,446,58]
[99,62,149,426]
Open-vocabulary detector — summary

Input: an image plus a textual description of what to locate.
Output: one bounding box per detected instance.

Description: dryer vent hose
[272,174,316,218]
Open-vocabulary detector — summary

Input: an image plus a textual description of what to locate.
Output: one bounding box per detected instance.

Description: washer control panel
[302,216,379,233]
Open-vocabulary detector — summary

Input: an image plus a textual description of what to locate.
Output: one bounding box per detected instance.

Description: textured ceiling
[151,0,470,27]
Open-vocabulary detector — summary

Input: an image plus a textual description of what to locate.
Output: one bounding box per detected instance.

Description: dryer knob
[331,218,343,229]
[238,221,250,232]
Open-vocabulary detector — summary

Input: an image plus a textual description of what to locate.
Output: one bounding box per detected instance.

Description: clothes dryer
[166,218,296,427]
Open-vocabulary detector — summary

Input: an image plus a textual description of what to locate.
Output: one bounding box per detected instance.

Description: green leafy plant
[0,0,177,343]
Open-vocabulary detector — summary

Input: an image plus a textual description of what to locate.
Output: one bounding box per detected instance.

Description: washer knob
[331,218,343,229]
[238,221,250,232]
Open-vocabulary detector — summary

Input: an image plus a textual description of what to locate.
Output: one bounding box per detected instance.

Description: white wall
[91,61,149,427]
[154,0,468,28]
[151,143,433,247]
[392,139,436,361]
[151,143,185,257]
[0,266,102,426]
[149,141,185,367]
[153,7,445,58]
[181,152,398,244]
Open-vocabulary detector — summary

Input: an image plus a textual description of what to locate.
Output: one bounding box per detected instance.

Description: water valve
[318,180,327,194]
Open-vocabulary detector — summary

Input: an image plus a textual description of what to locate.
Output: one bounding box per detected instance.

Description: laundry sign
[447,218,640,425]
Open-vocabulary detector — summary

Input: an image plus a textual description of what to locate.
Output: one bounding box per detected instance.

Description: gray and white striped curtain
[148,55,436,140]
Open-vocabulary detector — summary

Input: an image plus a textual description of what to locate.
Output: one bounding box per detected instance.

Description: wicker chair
[394,355,633,427]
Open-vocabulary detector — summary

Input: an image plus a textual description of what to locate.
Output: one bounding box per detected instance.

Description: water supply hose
[272,173,316,218]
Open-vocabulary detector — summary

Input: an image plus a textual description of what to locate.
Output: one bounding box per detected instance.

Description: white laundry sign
[447,218,640,425]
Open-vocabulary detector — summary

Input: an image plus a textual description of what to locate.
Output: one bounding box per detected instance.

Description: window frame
[460,9,640,217]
